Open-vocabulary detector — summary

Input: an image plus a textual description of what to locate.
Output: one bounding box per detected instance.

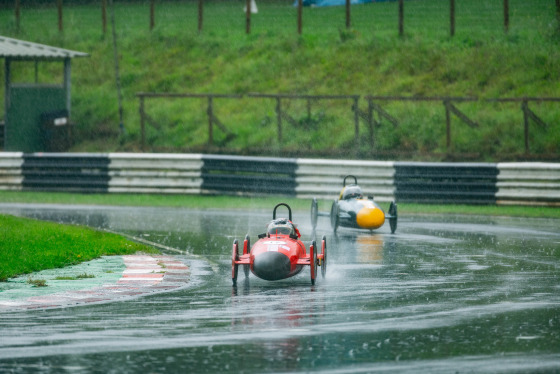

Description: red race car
[232,203,327,286]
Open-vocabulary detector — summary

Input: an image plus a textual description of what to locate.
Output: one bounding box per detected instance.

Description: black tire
[311,198,319,230]
[232,239,239,286]
[321,235,327,278]
[389,201,398,234]
[310,240,317,285]
[243,234,250,278]
[330,199,339,233]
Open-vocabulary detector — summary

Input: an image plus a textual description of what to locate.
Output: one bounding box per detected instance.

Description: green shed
[1,36,88,152]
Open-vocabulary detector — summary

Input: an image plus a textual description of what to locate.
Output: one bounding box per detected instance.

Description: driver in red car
[266,218,301,239]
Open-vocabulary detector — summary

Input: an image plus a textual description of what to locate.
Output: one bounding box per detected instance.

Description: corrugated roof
[0,35,88,59]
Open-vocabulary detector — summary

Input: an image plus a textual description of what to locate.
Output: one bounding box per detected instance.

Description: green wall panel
[5,86,66,152]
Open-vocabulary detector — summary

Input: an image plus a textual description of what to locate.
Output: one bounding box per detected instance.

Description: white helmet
[267,218,294,236]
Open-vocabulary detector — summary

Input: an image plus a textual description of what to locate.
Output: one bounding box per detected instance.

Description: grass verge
[0,213,158,281]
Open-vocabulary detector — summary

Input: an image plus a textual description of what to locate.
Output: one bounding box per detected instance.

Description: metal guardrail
[393,162,499,204]
[201,154,298,196]
[0,152,23,191]
[21,153,110,193]
[108,153,203,194]
[295,158,395,202]
[496,162,560,205]
[0,153,558,206]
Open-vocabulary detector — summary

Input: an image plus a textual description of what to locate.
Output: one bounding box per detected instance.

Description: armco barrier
[0,153,559,206]
[201,155,297,196]
[108,153,203,194]
[0,152,23,191]
[394,162,499,204]
[22,153,110,193]
[295,159,395,202]
[496,163,560,206]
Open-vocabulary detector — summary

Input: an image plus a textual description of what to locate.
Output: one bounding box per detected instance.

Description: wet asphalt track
[0,203,559,373]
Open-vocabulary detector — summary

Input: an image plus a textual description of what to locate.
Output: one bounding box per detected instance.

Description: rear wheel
[310,240,317,285]
[389,201,398,234]
[243,235,251,278]
[330,200,339,233]
[232,239,239,286]
[321,235,327,278]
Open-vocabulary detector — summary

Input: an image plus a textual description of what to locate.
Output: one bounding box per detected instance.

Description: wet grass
[54,273,95,280]
[26,278,47,287]
[1,190,559,218]
[0,213,158,281]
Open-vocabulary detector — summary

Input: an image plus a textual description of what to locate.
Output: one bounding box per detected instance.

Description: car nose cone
[356,205,385,229]
[252,252,291,281]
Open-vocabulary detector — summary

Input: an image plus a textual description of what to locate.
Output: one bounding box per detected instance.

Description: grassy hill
[0,0,559,160]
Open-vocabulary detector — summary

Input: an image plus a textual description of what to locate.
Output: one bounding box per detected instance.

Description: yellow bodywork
[355,199,385,229]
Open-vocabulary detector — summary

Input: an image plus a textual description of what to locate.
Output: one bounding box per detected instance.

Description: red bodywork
[232,233,325,285]
[232,203,326,286]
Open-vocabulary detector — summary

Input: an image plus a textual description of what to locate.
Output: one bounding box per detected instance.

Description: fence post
[246,0,251,34]
[58,0,63,32]
[276,97,283,143]
[522,100,530,153]
[503,0,509,33]
[208,96,214,146]
[198,0,203,33]
[15,0,20,34]
[346,0,351,29]
[139,95,145,152]
[354,97,360,151]
[102,0,107,34]
[444,100,451,151]
[297,0,302,35]
[398,0,404,36]
[366,98,374,148]
[150,0,155,30]
[450,0,455,37]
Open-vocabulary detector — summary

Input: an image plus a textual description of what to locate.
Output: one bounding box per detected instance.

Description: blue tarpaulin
[295,0,395,7]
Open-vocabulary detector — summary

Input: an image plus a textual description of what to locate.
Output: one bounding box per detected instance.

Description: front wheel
[388,201,398,234]
[330,199,339,233]
[321,235,327,278]
[310,240,317,285]
[232,239,239,286]
[243,234,251,278]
